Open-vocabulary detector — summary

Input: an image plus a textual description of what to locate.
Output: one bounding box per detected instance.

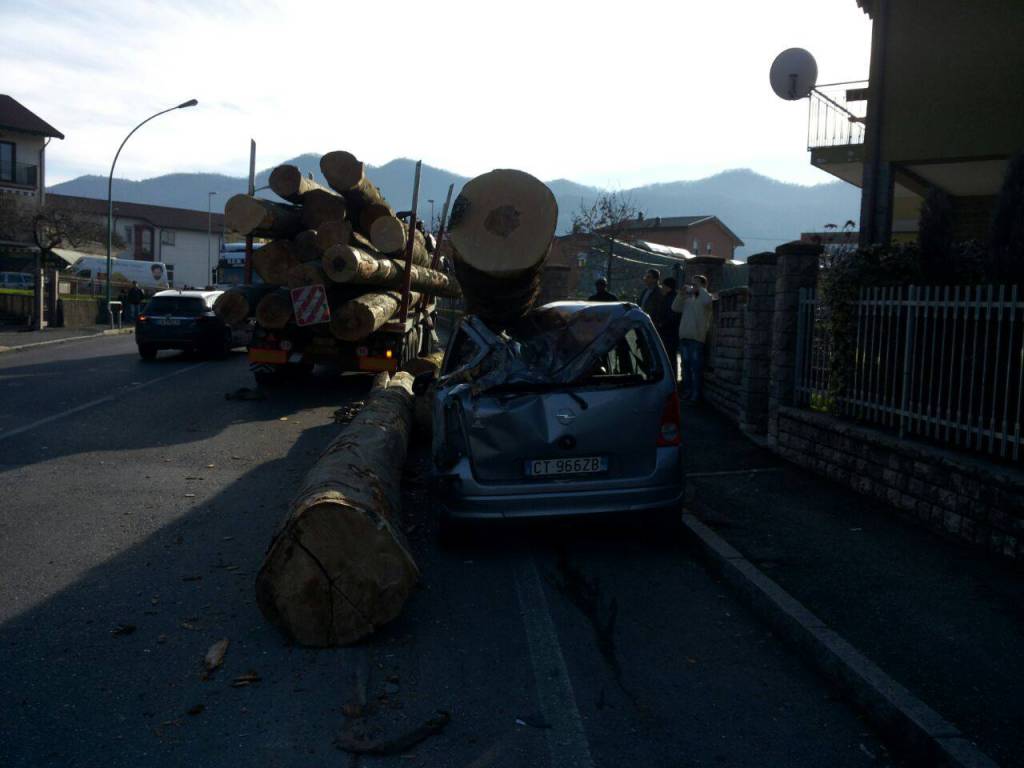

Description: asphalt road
[1,336,894,767]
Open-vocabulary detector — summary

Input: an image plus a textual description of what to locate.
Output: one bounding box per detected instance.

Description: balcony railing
[807,80,867,149]
[0,162,39,188]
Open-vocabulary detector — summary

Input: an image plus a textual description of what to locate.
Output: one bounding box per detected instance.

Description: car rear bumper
[434,450,684,520]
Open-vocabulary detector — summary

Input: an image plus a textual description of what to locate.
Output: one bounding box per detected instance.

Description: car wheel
[138,344,158,360]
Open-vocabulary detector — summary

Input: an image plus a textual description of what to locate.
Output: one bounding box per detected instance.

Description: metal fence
[797,285,1024,461]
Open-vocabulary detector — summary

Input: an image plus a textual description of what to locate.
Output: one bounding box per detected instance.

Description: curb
[681,511,999,768]
[0,328,133,354]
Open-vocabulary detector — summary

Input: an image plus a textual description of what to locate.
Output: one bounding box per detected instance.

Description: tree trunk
[329,290,421,341]
[252,240,299,285]
[301,189,348,231]
[268,164,333,203]
[357,203,395,236]
[286,261,328,289]
[255,289,294,329]
[255,371,418,647]
[370,220,432,266]
[225,194,303,238]
[320,151,388,210]
[213,284,277,324]
[322,245,460,299]
[316,220,354,252]
[448,169,557,327]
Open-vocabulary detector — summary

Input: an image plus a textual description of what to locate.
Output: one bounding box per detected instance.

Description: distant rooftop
[48,193,224,233]
[0,95,64,139]
[616,214,745,247]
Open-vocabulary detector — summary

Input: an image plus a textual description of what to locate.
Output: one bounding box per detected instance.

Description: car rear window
[144,297,207,315]
[582,328,661,383]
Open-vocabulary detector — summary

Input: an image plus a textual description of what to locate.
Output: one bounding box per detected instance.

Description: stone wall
[775,406,1024,559]
[704,287,747,422]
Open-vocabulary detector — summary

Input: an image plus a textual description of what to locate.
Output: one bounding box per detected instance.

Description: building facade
[0,95,64,263]
[612,215,745,260]
[810,0,1024,246]
[47,194,225,288]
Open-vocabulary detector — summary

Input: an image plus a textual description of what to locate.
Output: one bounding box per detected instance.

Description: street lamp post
[207,191,216,287]
[427,199,435,233]
[106,99,197,318]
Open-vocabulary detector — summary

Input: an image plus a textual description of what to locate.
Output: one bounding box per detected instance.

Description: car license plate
[525,456,608,477]
[156,318,180,326]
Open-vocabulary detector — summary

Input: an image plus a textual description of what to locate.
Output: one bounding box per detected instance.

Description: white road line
[513,558,595,768]
[687,467,784,478]
[0,362,206,442]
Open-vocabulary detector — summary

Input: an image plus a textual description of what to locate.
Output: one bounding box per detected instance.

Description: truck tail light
[657,391,681,446]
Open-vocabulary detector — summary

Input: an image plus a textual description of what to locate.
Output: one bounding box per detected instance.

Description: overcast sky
[4,0,872,188]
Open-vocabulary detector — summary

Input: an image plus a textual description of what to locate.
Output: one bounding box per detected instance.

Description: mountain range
[48,155,860,259]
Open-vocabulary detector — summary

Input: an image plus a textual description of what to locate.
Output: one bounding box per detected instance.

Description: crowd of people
[588,269,713,403]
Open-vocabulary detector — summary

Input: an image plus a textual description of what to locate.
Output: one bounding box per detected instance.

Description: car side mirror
[412,370,437,395]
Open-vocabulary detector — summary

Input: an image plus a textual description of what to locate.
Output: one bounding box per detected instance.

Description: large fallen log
[301,189,348,231]
[322,245,460,298]
[448,169,557,327]
[268,164,333,203]
[370,220,432,266]
[213,284,278,325]
[320,151,388,210]
[293,229,324,263]
[225,194,303,238]
[255,371,419,647]
[329,290,421,341]
[252,240,300,285]
[255,288,294,329]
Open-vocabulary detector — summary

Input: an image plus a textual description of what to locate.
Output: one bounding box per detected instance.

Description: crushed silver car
[422,301,684,522]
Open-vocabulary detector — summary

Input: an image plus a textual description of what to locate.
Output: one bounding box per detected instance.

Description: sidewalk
[683,404,1022,766]
[0,325,132,352]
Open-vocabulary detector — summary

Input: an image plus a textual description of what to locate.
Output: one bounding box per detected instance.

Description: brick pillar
[684,256,724,293]
[738,252,777,435]
[768,241,821,438]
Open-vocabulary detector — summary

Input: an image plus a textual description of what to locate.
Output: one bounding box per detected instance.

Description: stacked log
[447,168,558,328]
[216,151,461,341]
[255,370,419,646]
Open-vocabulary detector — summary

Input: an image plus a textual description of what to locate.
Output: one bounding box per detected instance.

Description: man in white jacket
[671,275,714,402]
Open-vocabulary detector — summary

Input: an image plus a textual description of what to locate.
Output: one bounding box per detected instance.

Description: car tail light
[657,391,681,446]
[137,315,148,323]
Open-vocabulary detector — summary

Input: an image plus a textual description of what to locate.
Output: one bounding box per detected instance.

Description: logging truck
[246,271,437,385]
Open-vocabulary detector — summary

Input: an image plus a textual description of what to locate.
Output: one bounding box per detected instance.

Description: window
[706,242,713,254]
[161,229,175,245]
[692,238,700,253]
[124,225,133,247]
[143,296,207,315]
[589,328,661,383]
[0,142,14,182]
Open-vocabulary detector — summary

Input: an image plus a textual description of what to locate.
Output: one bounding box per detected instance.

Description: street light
[207,191,217,287]
[106,99,198,316]
[427,199,435,233]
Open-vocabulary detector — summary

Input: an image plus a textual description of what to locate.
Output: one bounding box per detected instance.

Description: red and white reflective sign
[290,284,331,327]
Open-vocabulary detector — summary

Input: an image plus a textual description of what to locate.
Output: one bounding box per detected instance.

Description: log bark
[322,245,460,299]
[329,290,421,341]
[401,351,444,378]
[213,284,277,325]
[370,220,432,266]
[268,164,332,203]
[320,151,388,210]
[357,203,395,236]
[301,189,348,231]
[255,288,294,329]
[225,194,303,238]
[255,371,419,647]
[252,240,299,285]
[447,169,557,327]
[293,229,323,263]
[316,220,354,251]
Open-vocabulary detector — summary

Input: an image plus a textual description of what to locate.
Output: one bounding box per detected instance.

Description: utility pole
[207,191,216,286]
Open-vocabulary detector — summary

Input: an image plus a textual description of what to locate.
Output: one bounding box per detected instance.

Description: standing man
[126,281,145,323]
[638,268,661,316]
[588,277,618,302]
[656,277,681,380]
[672,275,714,402]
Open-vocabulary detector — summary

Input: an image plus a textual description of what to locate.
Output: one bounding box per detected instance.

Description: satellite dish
[770,48,818,100]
